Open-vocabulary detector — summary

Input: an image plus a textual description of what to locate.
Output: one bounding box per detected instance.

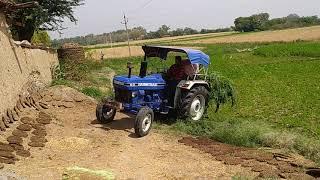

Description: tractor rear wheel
[96,102,116,124]
[179,86,209,121]
[134,107,154,137]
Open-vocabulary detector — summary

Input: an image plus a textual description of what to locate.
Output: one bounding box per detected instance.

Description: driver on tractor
[167,56,185,81]
[166,56,198,105]
[167,56,198,81]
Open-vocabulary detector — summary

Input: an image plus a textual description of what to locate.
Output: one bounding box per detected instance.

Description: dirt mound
[39,85,96,106]
[16,150,31,157]
[0,143,14,152]
[7,136,23,145]
[16,124,32,131]
[28,141,45,148]
[179,137,317,179]
[20,117,35,125]
[12,129,28,138]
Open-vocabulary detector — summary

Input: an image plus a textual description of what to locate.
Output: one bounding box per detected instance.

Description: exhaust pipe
[127,62,133,78]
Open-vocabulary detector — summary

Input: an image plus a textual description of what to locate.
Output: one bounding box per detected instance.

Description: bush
[59,59,89,81]
[57,57,106,83]
[31,31,51,46]
[207,72,236,112]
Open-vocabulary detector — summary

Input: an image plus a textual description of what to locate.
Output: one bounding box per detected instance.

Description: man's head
[175,56,182,65]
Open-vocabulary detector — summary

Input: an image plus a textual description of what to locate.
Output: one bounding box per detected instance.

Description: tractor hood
[113,74,166,90]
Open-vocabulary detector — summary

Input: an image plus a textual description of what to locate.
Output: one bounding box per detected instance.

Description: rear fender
[178,80,210,90]
[173,80,209,109]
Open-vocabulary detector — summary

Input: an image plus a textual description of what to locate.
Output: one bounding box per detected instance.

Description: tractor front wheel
[96,102,116,124]
[179,86,209,121]
[134,107,154,137]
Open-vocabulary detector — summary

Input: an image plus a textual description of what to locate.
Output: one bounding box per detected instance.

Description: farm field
[86,45,204,60]
[85,31,235,50]
[58,32,320,163]
[84,26,320,60]
[101,42,320,161]
[86,46,144,60]
[173,26,320,44]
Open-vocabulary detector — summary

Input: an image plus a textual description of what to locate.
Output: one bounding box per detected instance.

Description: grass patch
[52,59,113,100]
[81,87,104,99]
[168,104,320,162]
[254,42,320,57]
[158,41,320,163]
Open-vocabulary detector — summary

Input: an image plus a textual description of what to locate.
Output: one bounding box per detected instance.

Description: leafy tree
[286,14,300,20]
[234,13,320,32]
[157,25,170,37]
[171,28,184,36]
[183,27,198,35]
[31,30,51,46]
[130,26,147,40]
[234,13,269,32]
[9,0,83,41]
[234,17,253,32]
[146,31,161,39]
[250,13,269,31]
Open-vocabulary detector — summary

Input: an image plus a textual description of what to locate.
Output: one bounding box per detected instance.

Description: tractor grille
[114,87,132,103]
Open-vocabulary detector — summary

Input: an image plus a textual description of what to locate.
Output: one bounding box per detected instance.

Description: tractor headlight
[132,92,138,98]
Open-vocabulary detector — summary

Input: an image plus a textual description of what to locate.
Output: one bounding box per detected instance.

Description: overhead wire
[126,0,159,30]
[129,0,155,14]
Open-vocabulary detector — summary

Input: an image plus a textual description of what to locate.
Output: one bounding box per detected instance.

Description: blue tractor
[96,45,211,137]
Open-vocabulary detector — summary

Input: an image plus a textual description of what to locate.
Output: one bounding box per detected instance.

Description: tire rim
[102,105,114,118]
[190,95,205,121]
[142,114,152,132]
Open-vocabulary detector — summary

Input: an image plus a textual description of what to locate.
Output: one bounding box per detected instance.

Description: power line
[129,0,155,14]
[138,0,154,10]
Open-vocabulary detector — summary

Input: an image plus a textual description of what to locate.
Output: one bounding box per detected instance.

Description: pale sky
[50,0,320,39]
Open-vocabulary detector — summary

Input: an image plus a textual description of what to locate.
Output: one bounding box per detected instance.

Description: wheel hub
[142,114,152,132]
[102,105,114,118]
[190,95,205,121]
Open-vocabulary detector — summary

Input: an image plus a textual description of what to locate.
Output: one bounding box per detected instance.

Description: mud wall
[0,13,59,118]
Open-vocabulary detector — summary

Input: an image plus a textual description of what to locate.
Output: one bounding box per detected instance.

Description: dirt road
[0,87,255,179]
[0,86,317,179]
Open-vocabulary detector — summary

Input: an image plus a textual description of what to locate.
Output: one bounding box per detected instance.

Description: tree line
[52,13,320,47]
[51,25,232,47]
[234,13,320,32]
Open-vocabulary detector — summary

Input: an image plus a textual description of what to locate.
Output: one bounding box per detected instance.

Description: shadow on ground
[91,112,178,138]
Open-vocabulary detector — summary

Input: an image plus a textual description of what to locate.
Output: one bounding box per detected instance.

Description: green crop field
[56,40,320,163]
[171,42,320,162]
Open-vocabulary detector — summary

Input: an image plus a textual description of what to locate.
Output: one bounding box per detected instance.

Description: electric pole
[121,13,131,57]
[109,32,113,48]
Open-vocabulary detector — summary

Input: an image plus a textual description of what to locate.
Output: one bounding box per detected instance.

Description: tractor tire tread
[134,107,154,137]
[96,101,116,124]
[178,86,209,119]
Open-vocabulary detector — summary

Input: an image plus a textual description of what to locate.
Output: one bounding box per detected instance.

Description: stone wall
[0,12,59,120]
